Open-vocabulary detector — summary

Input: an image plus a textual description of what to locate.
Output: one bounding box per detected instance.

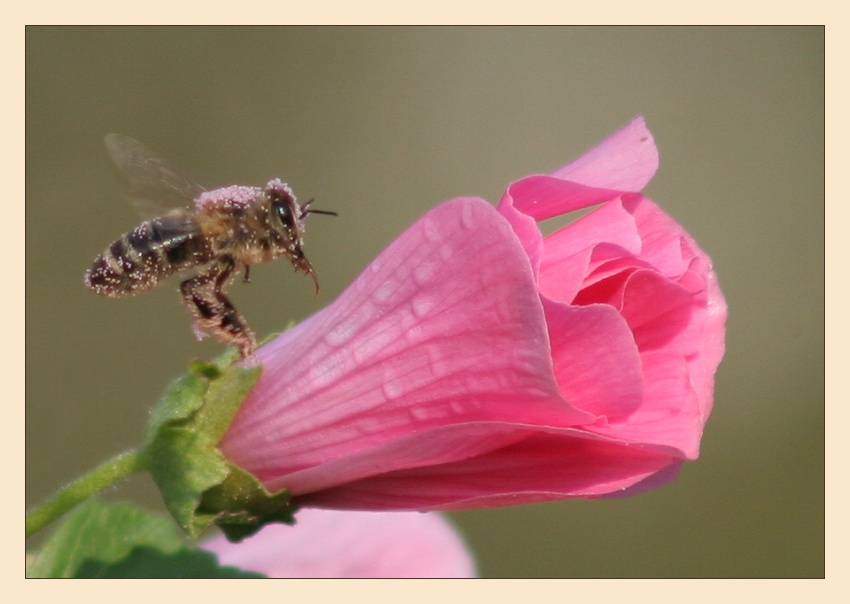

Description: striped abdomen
[85,211,213,298]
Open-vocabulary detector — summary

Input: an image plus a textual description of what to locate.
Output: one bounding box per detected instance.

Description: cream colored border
[12,5,839,601]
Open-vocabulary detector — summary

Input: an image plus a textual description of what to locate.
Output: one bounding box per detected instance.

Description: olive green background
[26,27,823,577]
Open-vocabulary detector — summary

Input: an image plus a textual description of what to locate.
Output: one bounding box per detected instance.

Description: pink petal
[576,266,725,458]
[496,117,659,279]
[624,199,727,430]
[220,198,594,494]
[202,508,476,577]
[265,422,532,495]
[496,178,625,274]
[494,193,544,277]
[619,269,698,352]
[550,115,659,192]
[544,198,643,264]
[541,298,643,421]
[502,176,625,222]
[497,151,655,278]
[687,270,727,421]
[537,198,642,303]
[586,351,705,458]
[603,460,684,498]
[301,433,677,511]
[622,195,692,279]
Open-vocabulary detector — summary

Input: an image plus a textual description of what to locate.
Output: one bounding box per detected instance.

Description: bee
[84,134,336,358]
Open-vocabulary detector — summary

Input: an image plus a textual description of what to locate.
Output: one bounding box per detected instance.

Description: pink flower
[217,116,727,511]
[201,509,476,578]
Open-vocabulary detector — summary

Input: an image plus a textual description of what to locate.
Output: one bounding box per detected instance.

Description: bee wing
[104,134,205,214]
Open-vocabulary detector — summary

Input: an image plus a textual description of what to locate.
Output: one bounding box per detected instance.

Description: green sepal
[145,351,294,542]
[199,463,296,542]
[146,424,230,539]
[143,362,209,443]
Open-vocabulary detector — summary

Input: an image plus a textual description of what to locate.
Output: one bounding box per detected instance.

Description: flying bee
[84,134,336,358]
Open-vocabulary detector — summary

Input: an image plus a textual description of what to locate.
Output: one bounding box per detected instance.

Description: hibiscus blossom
[215,116,727,511]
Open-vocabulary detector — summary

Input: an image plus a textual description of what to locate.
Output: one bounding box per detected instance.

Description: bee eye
[275,203,294,228]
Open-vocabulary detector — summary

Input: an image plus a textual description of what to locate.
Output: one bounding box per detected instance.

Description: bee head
[264,178,337,294]
[265,178,337,231]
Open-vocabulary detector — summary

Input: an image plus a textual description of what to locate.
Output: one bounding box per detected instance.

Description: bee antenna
[301,198,338,219]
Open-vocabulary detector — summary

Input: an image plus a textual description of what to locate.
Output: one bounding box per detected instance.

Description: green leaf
[27,498,264,578]
[145,353,295,541]
[28,499,181,577]
[76,547,263,578]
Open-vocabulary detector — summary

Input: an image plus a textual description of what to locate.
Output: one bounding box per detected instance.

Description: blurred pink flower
[202,509,475,578]
[217,116,727,511]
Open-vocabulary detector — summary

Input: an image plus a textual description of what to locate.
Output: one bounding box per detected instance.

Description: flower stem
[26,447,150,538]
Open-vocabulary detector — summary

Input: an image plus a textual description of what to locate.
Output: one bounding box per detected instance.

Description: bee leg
[243,265,251,284]
[179,259,257,358]
[212,260,258,358]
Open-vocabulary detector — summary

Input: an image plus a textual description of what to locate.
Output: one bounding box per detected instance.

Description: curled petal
[503,176,625,222]
[498,116,657,276]
[550,115,659,192]
[496,179,628,276]
[542,299,643,421]
[537,198,642,303]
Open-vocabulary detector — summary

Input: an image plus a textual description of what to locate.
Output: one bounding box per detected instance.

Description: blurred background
[25,27,823,577]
